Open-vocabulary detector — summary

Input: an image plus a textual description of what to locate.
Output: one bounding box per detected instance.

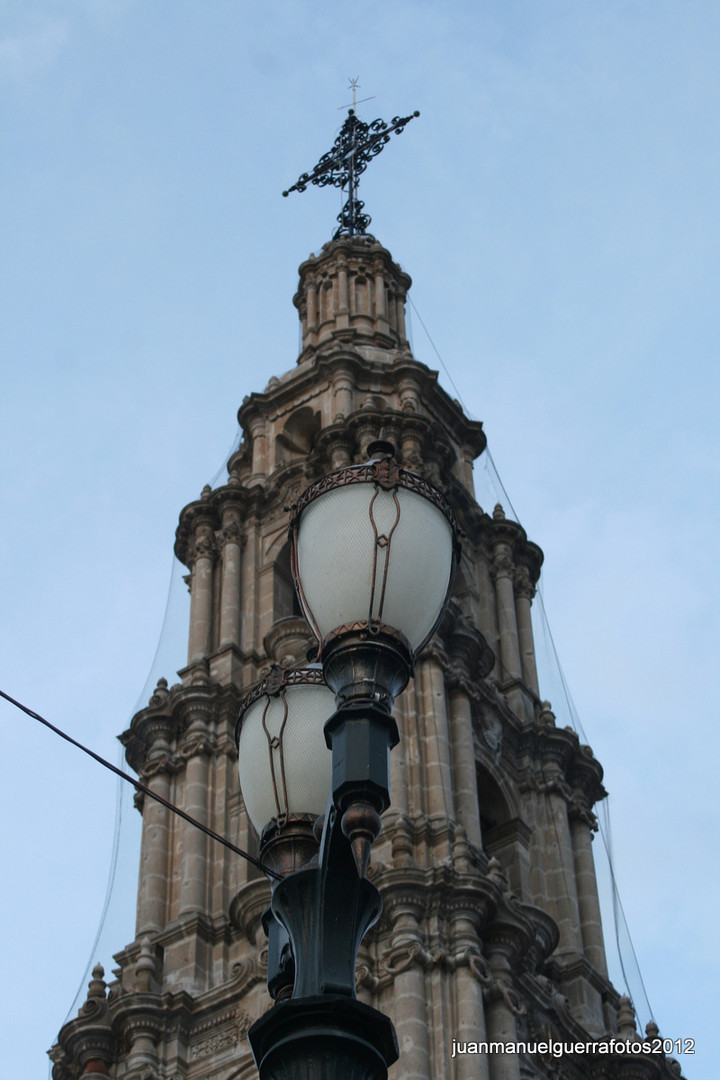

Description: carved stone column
[570,800,608,976]
[124,1016,161,1080]
[513,567,539,695]
[305,278,318,348]
[179,715,212,915]
[330,437,354,470]
[337,257,350,321]
[386,907,430,1080]
[396,374,421,418]
[218,514,242,649]
[187,524,215,666]
[541,773,583,956]
[417,655,455,835]
[447,685,482,849]
[374,268,389,334]
[249,414,268,483]
[241,517,260,655]
[331,364,355,422]
[135,716,172,936]
[450,914,491,1080]
[395,291,407,341]
[136,772,171,935]
[400,423,423,474]
[483,952,521,1080]
[490,532,521,683]
[388,690,413,868]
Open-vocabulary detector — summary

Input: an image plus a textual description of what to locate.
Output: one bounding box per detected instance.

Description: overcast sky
[1,3,718,1077]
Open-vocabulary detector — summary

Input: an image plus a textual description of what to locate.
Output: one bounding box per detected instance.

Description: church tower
[50,188,683,1080]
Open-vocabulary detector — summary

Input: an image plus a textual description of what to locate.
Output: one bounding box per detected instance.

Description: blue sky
[1,2,718,1077]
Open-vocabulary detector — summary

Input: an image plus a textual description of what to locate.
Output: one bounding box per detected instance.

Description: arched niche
[275,406,321,466]
[477,761,532,899]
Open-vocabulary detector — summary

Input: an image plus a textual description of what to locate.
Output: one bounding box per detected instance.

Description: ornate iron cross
[283,106,420,240]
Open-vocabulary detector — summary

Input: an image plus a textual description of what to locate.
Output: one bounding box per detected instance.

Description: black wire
[0,687,281,882]
[409,298,655,1023]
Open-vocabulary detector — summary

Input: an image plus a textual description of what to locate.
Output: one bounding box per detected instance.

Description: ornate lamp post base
[249,995,398,1080]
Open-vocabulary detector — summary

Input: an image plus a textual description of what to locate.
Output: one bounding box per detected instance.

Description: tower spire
[282,101,419,240]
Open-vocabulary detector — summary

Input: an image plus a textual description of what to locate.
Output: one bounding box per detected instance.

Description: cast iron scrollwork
[283,108,420,240]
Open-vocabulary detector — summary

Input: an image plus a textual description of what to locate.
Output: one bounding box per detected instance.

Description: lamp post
[235,439,460,1080]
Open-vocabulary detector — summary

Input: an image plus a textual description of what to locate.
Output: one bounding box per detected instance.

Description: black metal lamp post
[235,440,460,1080]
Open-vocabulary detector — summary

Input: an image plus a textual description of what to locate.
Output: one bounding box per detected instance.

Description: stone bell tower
[50,234,683,1080]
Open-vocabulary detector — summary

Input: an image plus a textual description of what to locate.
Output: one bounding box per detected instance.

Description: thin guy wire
[407,295,470,414]
[209,427,243,487]
[531,587,653,1018]
[63,741,126,1024]
[409,297,653,1019]
[133,553,181,713]
[0,687,281,882]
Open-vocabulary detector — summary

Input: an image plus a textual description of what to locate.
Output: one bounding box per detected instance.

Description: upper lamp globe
[288,440,460,710]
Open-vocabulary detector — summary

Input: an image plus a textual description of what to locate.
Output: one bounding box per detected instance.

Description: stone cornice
[121,680,243,776]
[370,862,562,1001]
[175,484,249,565]
[109,992,166,1040]
[440,601,496,681]
[518,725,607,809]
[545,952,619,1003]
[480,512,545,587]
[57,984,261,1077]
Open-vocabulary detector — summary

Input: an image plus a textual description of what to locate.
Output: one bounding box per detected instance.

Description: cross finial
[283,99,420,239]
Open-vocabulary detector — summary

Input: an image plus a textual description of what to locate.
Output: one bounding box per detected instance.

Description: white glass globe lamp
[288,440,460,709]
[235,664,336,878]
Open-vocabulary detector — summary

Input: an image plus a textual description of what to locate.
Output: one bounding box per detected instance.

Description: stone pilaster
[134,711,173,937]
[218,513,242,649]
[178,715,212,916]
[483,951,521,1080]
[513,566,539,695]
[490,523,522,683]
[248,413,268,484]
[330,363,355,421]
[136,766,171,935]
[538,777,584,956]
[448,685,482,849]
[450,914,491,1080]
[570,799,608,977]
[187,518,216,667]
[417,654,456,842]
[386,907,431,1080]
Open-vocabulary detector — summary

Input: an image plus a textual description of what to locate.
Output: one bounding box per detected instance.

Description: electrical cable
[0,687,281,882]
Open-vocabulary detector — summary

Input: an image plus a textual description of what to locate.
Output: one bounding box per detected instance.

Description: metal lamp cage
[287,451,461,663]
[235,665,336,835]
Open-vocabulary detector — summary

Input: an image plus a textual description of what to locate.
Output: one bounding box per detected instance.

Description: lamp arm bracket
[270,801,382,1000]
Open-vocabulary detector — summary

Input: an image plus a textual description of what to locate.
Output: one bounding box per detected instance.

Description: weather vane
[283,81,420,240]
